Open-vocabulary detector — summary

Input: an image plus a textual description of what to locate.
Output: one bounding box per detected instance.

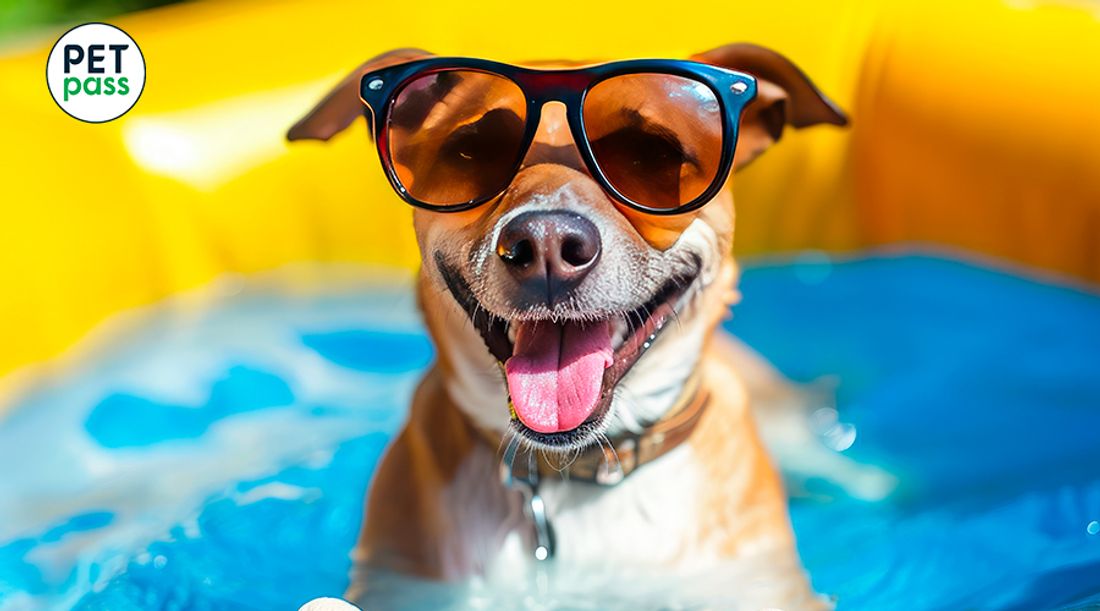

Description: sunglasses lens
[583,74,723,210]
[387,70,527,207]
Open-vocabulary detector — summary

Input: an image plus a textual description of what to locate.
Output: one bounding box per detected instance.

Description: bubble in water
[1087,521,1099,535]
[811,407,857,452]
[823,422,857,452]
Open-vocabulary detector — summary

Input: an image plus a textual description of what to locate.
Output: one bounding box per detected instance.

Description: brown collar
[484,374,710,486]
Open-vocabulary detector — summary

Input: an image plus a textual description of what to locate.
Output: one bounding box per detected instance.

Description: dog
[288,43,847,609]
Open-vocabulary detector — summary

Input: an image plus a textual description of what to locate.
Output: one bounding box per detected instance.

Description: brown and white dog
[289,43,847,609]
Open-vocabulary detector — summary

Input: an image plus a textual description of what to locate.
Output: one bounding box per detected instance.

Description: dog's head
[289,44,845,451]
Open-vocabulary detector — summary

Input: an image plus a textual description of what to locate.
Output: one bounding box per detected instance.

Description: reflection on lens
[583,74,722,209]
[388,70,527,206]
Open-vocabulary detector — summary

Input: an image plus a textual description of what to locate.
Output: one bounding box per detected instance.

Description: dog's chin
[436,253,702,451]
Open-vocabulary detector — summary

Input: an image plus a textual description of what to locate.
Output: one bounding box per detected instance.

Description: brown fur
[290,43,846,607]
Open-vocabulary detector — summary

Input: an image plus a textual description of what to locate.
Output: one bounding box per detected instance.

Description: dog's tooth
[507,321,517,344]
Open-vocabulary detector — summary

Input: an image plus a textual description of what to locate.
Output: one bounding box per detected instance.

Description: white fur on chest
[490,443,713,577]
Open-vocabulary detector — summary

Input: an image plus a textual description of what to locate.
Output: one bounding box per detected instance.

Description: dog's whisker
[499,428,525,488]
[626,307,646,336]
[542,444,582,473]
[539,447,562,473]
[668,304,685,333]
[497,425,517,457]
[594,431,624,484]
[611,386,647,434]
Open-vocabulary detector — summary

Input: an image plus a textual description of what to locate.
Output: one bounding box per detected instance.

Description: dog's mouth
[436,253,702,448]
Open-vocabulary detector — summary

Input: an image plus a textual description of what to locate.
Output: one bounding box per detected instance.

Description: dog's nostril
[496,210,602,305]
[561,236,596,268]
[498,239,535,267]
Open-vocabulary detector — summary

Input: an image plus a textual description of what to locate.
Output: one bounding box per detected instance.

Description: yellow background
[1,0,1098,391]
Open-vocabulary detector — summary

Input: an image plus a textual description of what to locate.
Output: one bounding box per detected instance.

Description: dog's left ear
[691,43,848,169]
[287,48,433,142]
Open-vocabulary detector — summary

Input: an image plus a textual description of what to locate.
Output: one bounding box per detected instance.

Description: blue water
[1,254,1099,610]
[730,254,1100,609]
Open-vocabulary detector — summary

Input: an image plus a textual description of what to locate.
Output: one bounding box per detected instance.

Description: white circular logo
[46,23,146,123]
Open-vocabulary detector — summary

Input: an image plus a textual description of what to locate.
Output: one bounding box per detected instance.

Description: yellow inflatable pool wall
[1,0,1098,398]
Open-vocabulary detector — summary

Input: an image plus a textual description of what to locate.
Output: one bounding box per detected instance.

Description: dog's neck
[487,370,710,563]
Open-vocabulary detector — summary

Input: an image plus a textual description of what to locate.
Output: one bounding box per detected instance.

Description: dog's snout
[496,210,601,304]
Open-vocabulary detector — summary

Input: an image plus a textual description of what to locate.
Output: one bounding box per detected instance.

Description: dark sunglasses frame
[358,57,758,215]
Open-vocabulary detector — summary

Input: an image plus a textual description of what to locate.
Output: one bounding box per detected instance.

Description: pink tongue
[504,320,613,433]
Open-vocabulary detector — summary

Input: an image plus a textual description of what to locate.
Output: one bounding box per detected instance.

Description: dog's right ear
[286,48,433,142]
[690,43,847,169]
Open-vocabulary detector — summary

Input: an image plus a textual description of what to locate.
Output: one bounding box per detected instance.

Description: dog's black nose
[496,210,601,305]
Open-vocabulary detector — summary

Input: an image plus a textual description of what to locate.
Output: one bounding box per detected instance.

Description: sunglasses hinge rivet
[730,82,748,94]
[367,78,384,91]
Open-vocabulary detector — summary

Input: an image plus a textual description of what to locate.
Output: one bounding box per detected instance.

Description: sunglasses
[357,57,757,215]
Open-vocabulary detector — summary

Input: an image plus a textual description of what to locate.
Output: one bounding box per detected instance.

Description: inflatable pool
[2,252,1098,610]
[3,0,1099,607]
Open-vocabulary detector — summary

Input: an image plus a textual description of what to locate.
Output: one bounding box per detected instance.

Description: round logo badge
[46,23,146,123]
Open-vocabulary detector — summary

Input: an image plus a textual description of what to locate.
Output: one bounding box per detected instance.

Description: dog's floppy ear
[286,48,433,142]
[691,43,848,169]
